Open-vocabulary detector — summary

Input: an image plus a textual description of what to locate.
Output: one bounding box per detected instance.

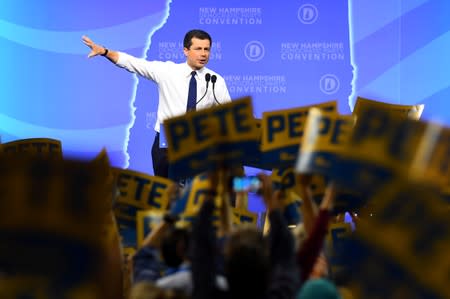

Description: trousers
[151,132,169,178]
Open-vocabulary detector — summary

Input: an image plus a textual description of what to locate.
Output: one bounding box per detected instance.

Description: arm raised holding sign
[217,170,233,239]
[297,181,336,283]
[296,174,319,234]
[259,173,300,298]
[132,182,185,283]
[191,170,222,299]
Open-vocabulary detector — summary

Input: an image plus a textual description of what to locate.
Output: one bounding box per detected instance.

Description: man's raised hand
[82,35,105,58]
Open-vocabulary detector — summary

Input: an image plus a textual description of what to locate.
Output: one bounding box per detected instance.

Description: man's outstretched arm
[82,35,119,63]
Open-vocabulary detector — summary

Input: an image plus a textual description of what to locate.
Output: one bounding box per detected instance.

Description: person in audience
[132,183,189,284]
[191,171,299,299]
[133,178,229,295]
[295,174,335,283]
[296,278,342,299]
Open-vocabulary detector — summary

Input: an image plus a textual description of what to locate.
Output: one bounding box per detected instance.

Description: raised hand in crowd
[296,180,337,284]
[258,172,279,212]
[295,173,319,234]
[191,171,300,299]
[132,180,191,289]
[320,181,336,212]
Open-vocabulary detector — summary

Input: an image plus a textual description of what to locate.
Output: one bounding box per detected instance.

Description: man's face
[184,37,211,70]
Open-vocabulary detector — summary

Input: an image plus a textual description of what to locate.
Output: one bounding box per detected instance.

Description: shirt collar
[184,62,205,77]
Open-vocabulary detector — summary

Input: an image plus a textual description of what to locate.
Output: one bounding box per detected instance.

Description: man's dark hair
[183,29,212,49]
[224,227,271,299]
[160,227,190,268]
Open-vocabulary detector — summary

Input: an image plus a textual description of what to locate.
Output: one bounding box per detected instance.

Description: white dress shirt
[116,52,232,131]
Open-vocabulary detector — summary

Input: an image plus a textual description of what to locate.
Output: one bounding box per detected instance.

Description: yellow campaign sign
[92,147,111,174]
[345,239,441,299]
[123,246,136,259]
[136,175,257,237]
[0,154,107,289]
[271,167,299,194]
[353,96,425,120]
[0,277,100,299]
[99,212,120,248]
[272,166,362,216]
[296,108,354,176]
[245,118,269,169]
[136,209,226,248]
[122,246,136,299]
[326,222,352,275]
[255,118,262,138]
[172,174,231,230]
[176,210,221,231]
[348,111,426,170]
[355,180,450,298]
[165,107,217,162]
[271,168,303,225]
[304,174,329,207]
[0,277,50,299]
[409,124,450,187]
[91,148,116,214]
[232,207,258,226]
[183,174,225,215]
[136,210,164,248]
[111,167,173,226]
[135,175,225,240]
[91,149,126,261]
[0,156,105,244]
[261,101,337,167]
[168,173,226,225]
[164,97,259,179]
[441,186,450,208]
[334,105,428,192]
[295,108,366,213]
[327,222,352,250]
[0,138,63,157]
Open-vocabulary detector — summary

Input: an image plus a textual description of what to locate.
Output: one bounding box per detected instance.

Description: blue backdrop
[1,0,449,174]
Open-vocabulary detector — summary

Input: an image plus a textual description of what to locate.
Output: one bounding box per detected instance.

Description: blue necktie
[186,71,197,112]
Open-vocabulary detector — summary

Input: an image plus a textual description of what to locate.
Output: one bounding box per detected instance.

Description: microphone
[211,75,220,105]
[196,73,211,105]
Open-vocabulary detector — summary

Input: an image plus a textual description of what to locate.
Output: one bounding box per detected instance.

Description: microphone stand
[211,75,221,105]
[196,73,211,105]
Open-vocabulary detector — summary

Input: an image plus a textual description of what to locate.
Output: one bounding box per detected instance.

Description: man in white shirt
[82,30,232,178]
